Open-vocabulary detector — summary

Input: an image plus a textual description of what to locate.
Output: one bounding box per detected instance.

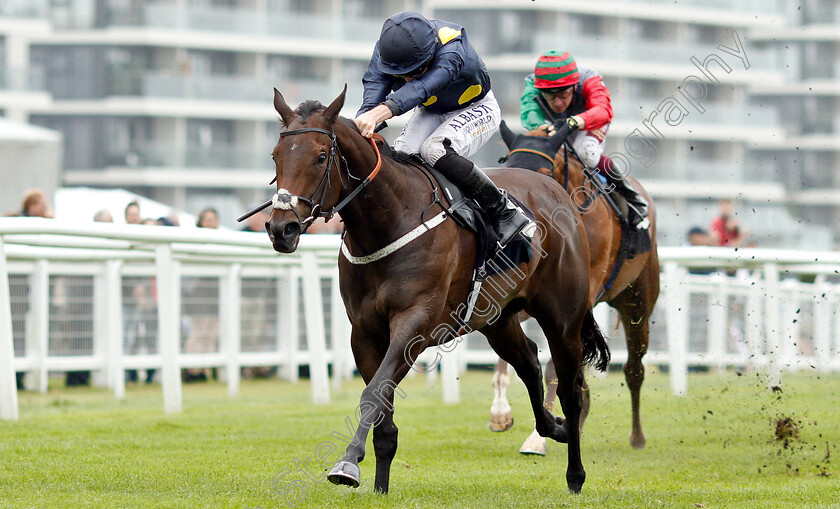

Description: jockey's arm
[356,104,394,138]
[577,75,613,132]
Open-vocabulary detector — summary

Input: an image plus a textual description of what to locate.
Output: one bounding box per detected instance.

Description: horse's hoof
[327,461,360,488]
[630,432,647,449]
[567,472,585,494]
[488,412,514,432]
[519,429,547,456]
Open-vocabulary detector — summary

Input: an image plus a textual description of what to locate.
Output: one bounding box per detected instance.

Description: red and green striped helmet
[533,50,579,90]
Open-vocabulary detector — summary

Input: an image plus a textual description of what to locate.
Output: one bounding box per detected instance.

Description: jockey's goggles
[393,56,434,80]
[539,86,574,101]
[394,66,428,80]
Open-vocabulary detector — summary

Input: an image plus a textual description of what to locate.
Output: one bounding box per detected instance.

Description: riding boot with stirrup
[597,155,650,230]
[434,150,535,248]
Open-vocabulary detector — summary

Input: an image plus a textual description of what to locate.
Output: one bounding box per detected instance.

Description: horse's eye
[317,153,327,164]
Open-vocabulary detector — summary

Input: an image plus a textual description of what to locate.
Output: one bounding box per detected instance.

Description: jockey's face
[395,65,428,82]
[541,87,574,114]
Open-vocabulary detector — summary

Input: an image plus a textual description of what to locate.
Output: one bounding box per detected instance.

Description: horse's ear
[323,84,347,124]
[273,87,296,125]
[499,120,516,149]
[547,125,570,152]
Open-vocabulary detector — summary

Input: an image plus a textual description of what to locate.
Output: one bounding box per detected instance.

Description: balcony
[0,68,46,92]
[0,0,48,19]
[615,101,778,127]
[106,4,381,43]
[531,34,778,73]
[103,142,267,171]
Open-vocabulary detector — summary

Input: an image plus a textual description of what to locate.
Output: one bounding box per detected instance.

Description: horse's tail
[581,308,610,372]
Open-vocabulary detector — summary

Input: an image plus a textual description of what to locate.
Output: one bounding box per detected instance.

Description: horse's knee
[623,361,645,387]
[420,135,449,166]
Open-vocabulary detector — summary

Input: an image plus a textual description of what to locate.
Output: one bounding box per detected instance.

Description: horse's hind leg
[519,359,558,456]
[481,311,564,444]
[530,300,589,492]
[488,359,514,432]
[611,259,659,449]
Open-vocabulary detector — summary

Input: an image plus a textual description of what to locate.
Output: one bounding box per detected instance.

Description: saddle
[392,150,534,279]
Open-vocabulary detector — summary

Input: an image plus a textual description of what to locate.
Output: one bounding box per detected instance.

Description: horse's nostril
[282,222,301,239]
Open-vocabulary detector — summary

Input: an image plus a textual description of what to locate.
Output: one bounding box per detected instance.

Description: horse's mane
[277,101,420,168]
[277,99,327,130]
[337,116,420,167]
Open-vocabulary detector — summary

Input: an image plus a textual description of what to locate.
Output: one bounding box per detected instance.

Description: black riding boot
[607,176,649,230]
[434,151,534,248]
[598,155,649,230]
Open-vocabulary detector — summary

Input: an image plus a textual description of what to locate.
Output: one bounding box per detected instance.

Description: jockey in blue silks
[355,11,534,248]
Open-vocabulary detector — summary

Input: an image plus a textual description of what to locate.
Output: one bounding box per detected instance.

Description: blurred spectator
[241,203,269,233]
[64,209,115,387]
[183,207,221,381]
[240,203,275,378]
[709,199,750,248]
[123,201,156,384]
[21,188,53,218]
[93,209,113,223]
[197,207,219,229]
[687,226,716,247]
[125,201,142,225]
[15,190,54,388]
[306,216,342,234]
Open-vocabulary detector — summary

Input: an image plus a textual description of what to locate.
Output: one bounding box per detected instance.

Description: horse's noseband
[271,189,299,210]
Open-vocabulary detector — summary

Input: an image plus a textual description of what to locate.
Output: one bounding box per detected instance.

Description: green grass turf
[1,368,839,508]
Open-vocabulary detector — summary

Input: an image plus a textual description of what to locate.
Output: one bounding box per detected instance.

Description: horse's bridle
[236,126,381,231]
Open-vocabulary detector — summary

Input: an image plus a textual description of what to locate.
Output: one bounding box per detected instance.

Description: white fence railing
[2,218,840,420]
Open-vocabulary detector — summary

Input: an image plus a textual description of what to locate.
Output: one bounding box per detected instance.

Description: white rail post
[744,270,763,369]
[330,267,351,391]
[300,251,330,405]
[763,263,781,388]
[0,237,20,420]
[440,339,461,404]
[105,260,125,399]
[707,271,727,371]
[30,259,49,394]
[780,278,801,370]
[813,278,832,373]
[155,244,182,414]
[664,261,688,395]
[277,267,299,383]
[224,264,242,397]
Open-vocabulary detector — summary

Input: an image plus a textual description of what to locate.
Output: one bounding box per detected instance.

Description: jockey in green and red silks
[521,50,649,230]
[355,11,535,249]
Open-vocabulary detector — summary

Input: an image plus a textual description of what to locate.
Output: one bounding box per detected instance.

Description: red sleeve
[709,216,726,246]
[578,75,613,130]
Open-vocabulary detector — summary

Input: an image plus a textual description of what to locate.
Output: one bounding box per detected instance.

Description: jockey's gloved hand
[566,116,581,131]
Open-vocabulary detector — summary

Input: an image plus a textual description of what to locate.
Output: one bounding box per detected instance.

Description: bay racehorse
[487,122,660,452]
[264,86,609,494]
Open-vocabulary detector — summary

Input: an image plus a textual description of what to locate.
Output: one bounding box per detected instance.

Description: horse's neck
[335,125,430,254]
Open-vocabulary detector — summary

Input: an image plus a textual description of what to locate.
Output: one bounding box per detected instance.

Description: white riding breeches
[393,90,502,166]
[569,121,611,168]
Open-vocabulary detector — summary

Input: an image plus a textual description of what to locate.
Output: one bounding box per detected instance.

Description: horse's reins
[236,127,382,232]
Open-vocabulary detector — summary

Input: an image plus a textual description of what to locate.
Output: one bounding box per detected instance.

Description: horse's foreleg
[372,394,398,493]
[328,310,429,493]
[488,359,514,432]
